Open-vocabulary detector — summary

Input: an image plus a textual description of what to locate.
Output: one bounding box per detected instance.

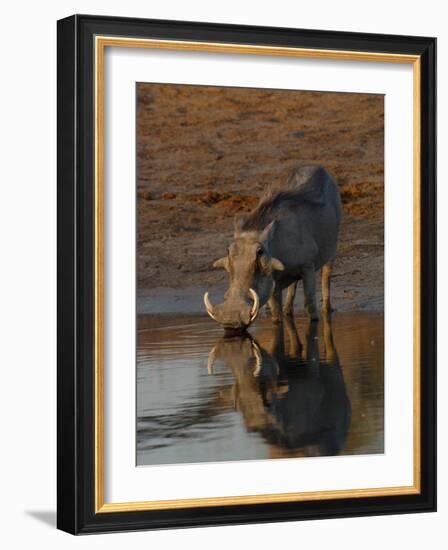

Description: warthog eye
[256,247,263,256]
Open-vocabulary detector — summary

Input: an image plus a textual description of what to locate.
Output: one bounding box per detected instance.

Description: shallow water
[137,312,384,466]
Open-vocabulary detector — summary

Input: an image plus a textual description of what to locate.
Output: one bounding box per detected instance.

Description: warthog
[204,165,342,333]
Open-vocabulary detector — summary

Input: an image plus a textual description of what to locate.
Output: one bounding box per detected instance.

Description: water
[137,312,384,466]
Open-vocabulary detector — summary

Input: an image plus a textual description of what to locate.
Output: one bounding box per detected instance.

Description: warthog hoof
[308,310,320,322]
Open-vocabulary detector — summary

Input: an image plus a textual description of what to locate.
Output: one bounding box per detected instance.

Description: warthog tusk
[207,345,217,374]
[204,292,219,322]
[248,288,260,323]
[251,340,262,376]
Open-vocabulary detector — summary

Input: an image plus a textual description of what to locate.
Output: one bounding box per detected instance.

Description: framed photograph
[57,14,436,534]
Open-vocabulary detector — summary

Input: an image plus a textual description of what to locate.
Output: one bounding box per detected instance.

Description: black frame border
[57,14,436,534]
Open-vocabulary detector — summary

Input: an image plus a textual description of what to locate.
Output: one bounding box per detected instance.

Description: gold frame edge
[94,35,422,513]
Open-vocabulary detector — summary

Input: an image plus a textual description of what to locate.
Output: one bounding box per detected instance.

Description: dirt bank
[136,83,384,313]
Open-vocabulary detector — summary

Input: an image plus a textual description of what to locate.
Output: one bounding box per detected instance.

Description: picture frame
[57,14,436,534]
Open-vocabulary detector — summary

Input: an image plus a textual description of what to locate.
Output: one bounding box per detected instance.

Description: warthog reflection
[207,316,351,457]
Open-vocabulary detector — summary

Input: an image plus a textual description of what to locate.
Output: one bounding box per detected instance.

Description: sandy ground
[136,83,384,313]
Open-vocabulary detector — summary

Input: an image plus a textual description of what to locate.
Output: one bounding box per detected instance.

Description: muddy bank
[136,83,384,312]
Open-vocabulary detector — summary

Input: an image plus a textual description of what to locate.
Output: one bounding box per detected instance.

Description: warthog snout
[204,288,260,333]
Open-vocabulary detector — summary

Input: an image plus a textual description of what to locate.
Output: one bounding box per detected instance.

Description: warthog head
[204,220,284,334]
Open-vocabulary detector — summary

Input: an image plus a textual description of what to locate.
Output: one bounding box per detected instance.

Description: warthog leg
[321,260,334,315]
[284,315,302,358]
[283,281,298,317]
[303,266,319,321]
[322,314,337,363]
[268,286,283,323]
[305,318,320,365]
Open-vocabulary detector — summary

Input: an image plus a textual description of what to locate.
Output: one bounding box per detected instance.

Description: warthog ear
[270,257,285,271]
[259,255,284,274]
[260,221,276,244]
[234,215,247,237]
[213,256,229,271]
